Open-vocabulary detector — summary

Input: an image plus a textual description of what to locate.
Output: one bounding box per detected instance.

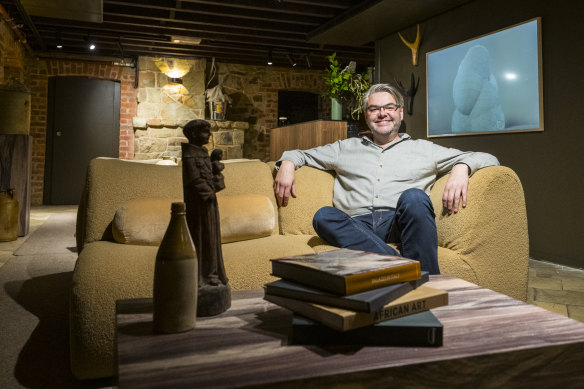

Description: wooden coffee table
[115,275,584,388]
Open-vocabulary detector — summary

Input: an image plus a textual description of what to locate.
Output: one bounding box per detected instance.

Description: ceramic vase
[331,98,342,120]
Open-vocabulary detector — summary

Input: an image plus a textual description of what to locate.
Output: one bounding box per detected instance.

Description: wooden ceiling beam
[4,0,374,68]
[109,0,353,17]
[102,9,316,34]
[39,27,373,60]
[103,0,330,25]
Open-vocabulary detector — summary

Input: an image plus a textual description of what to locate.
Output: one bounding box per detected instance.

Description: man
[273,84,499,274]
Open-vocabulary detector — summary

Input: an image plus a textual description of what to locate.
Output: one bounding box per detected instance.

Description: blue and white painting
[427,19,542,137]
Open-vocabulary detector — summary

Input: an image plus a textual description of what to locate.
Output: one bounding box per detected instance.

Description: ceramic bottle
[153,202,198,333]
[0,189,19,242]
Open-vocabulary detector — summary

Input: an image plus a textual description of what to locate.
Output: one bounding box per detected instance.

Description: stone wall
[133,117,248,161]
[132,57,328,161]
[132,57,248,160]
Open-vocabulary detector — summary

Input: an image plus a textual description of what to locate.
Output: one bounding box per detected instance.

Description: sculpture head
[183,119,211,146]
[210,149,223,162]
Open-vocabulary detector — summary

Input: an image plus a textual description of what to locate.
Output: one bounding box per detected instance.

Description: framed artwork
[426,18,543,137]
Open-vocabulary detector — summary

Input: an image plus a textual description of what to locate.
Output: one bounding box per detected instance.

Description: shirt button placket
[374,154,384,205]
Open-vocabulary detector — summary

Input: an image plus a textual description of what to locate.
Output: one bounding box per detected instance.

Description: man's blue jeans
[312,188,440,274]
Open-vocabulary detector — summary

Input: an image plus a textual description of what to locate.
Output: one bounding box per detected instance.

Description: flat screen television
[426,18,543,137]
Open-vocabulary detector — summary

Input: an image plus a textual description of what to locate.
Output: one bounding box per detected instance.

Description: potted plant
[323,52,371,121]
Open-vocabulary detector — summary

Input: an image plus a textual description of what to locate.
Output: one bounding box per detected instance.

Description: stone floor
[527,258,584,322]
[1,206,583,323]
[0,205,77,268]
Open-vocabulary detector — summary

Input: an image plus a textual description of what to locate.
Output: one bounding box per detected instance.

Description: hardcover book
[291,310,443,347]
[265,272,429,312]
[264,285,448,332]
[270,248,422,295]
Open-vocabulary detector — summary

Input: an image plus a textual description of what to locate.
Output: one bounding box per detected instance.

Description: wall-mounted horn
[398,24,422,66]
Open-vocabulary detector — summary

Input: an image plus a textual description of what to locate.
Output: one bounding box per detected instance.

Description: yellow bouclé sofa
[70,157,529,379]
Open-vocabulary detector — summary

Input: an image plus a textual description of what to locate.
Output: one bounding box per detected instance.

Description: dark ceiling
[0,0,378,69]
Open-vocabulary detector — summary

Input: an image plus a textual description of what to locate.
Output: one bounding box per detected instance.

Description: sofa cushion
[218,193,275,243]
[112,194,275,246]
[112,197,181,246]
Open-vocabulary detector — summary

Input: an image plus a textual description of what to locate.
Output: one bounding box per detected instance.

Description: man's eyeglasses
[367,104,401,114]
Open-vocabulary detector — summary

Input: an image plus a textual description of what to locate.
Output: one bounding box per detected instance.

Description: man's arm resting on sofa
[274,160,296,207]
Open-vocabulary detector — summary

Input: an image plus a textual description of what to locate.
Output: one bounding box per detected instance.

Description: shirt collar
[361,133,411,148]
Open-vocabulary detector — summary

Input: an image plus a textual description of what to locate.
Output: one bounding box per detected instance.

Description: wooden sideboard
[269,120,347,161]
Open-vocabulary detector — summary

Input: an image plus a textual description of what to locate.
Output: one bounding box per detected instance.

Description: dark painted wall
[376,0,584,269]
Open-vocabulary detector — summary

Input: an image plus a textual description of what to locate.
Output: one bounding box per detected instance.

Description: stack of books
[264,248,448,347]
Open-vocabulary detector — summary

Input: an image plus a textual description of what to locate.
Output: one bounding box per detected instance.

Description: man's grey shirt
[278,133,499,217]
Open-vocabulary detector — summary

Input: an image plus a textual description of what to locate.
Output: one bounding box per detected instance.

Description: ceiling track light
[287,53,296,67]
[305,54,311,68]
[170,35,202,45]
[56,31,63,49]
[267,49,273,66]
[86,34,96,50]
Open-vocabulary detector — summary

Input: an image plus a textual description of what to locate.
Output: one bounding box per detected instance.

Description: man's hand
[273,160,296,207]
[442,163,470,214]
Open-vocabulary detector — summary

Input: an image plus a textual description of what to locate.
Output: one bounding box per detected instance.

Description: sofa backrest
[77,158,277,251]
[276,165,335,235]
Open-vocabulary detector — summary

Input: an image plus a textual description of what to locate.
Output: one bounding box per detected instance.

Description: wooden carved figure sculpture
[181,120,231,316]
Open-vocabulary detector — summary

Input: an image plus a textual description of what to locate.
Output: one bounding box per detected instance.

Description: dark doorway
[277,91,318,125]
[44,77,120,205]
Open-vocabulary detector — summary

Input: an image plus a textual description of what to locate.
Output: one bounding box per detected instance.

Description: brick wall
[26,59,137,204]
[0,17,26,84]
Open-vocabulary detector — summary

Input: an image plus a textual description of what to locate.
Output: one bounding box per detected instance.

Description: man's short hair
[183,119,210,143]
[361,84,405,114]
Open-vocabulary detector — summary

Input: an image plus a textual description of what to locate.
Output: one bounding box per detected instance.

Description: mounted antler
[396,73,420,115]
[398,24,421,66]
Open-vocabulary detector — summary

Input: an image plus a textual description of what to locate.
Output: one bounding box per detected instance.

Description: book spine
[344,263,421,295]
[374,294,445,322]
[264,294,345,330]
[264,285,365,312]
[350,292,448,330]
[292,315,443,347]
[265,289,448,332]
[294,326,442,347]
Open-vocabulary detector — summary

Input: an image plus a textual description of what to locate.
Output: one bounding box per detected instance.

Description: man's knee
[397,188,435,217]
[314,206,338,222]
[400,188,430,203]
[313,206,346,230]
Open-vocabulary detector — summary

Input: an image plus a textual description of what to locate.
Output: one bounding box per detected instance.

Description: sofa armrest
[429,166,529,300]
